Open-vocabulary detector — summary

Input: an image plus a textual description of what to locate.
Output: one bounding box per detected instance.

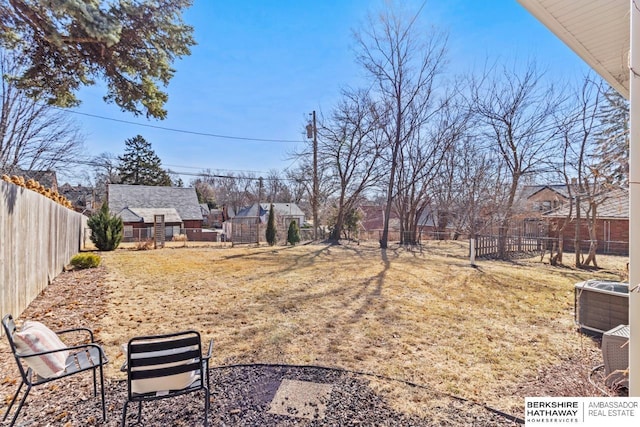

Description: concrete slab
[267,379,333,420]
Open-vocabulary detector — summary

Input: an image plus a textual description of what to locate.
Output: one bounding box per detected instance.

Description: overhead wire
[56,107,309,144]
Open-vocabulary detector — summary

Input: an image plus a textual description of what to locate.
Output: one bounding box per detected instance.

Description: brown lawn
[3,241,628,419]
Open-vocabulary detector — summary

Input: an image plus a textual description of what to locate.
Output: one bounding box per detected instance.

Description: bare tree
[191,177,217,206]
[285,165,310,206]
[0,49,84,176]
[558,76,608,268]
[212,172,258,215]
[354,4,448,249]
[470,61,563,259]
[91,152,120,200]
[290,124,335,238]
[394,94,468,244]
[457,141,505,237]
[317,88,384,240]
[264,169,293,203]
[430,134,505,240]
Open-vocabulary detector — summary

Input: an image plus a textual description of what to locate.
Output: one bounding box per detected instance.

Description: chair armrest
[67,342,108,359]
[17,342,106,359]
[55,327,95,343]
[204,339,213,361]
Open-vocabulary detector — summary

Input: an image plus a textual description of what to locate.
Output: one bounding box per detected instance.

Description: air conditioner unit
[574,280,628,334]
[602,324,629,389]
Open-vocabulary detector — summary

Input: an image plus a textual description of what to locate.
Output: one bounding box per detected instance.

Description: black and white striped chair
[121,330,213,426]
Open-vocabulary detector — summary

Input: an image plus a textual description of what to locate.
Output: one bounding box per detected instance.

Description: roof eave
[517,0,629,99]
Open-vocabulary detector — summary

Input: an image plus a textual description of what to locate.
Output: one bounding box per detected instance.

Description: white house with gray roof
[107,184,204,241]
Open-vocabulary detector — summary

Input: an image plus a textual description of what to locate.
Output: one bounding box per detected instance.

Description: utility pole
[257,176,263,245]
[307,111,319,240]
[312,111,318,240]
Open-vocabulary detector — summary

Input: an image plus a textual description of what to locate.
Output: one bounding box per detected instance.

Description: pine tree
[266,204,277,246]
[287,220,300,246]
[1,1,195,119]
[118,135,172,186]
[595,86,629,185]
[87,203,123,251]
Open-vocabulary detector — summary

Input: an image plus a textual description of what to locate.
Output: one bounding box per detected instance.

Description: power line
[30,156,310,182]
[163,163,268,175]
[166,168,312,183]
[57,108,308,144]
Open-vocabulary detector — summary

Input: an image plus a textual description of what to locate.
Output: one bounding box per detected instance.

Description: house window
[540,201,552,212]
[124,225,133,238]
[164,225,181,238]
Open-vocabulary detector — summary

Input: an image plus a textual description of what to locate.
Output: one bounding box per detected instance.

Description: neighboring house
[267,203,305,229]
[417,208,456,239]
[200,206,226,229]
[358,204,401,241]
[108,184,204,242]
[543,187,629,255]
[200,203,211,226]
[10,168,59,192]
[359,205,400,231]
[521,185,570,215]
[209,208,225,228]
[503,184,572,239]
[228,202,305,243]
[234,203,305,227]
[59,183,98,213]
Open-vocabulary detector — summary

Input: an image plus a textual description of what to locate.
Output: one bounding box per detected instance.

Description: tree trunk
[557,236,564,264]
[574,195,582,268]
[583,203,598,267]
[380,143,400,249]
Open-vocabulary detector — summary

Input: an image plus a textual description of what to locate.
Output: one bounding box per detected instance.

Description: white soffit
[517,0,629,99]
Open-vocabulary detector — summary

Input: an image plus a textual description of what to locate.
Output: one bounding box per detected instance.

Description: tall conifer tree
[266,204,277,246]
[118,135,172,186]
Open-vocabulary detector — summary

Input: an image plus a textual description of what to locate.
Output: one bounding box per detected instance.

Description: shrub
[87,203,123,251]
[287,220,300,246]
[70,253,101,269]
[173,234,188,247]
[135,239,154,250]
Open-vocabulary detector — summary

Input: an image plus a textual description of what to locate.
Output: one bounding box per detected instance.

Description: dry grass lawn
[86,241,626,417]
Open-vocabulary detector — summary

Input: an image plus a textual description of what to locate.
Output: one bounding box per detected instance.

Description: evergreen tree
[287,220,301,246]
[0,1,195,119]
[595,86,629,185]
[87,203,123,251]
[118,135,172,186]
[266,204,277,246]
[343,208,362,240]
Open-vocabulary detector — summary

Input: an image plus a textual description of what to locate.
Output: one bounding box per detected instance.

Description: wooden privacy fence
[1,181,86,328]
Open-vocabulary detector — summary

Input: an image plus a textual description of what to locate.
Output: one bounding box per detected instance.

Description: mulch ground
[0,265,614,426]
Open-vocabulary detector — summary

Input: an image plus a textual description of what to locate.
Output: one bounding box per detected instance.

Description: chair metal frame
[121,330,213,426]
[1,314,108,426]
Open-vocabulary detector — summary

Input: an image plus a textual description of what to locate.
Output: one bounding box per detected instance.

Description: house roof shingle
[521,184,570,200]
[108,184,203,222]
[120,207,182,223]
[544,188,628,219]
[235,203,305,219]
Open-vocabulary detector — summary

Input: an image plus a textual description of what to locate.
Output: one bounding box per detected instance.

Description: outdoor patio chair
[121,330,213,426]
[1,314,108,426]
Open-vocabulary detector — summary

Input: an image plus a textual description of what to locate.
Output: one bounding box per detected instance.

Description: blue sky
[66,0,590,185]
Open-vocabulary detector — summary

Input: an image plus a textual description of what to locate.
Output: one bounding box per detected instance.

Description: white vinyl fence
[1,181,86,328]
